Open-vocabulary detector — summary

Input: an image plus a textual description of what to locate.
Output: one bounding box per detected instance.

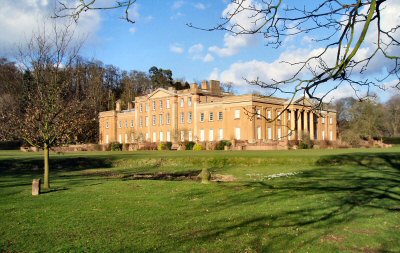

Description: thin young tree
[17,22,84,189]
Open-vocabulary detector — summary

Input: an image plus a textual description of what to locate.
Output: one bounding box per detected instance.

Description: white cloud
[129,27,136,33]
[207,0,261,58]
[0,0,101,55]
[170,44,184,54]
[188,43,214,62]
[188,43,204,54]
[202,53,214,62]
[194,3,206,10]
[172,1,185,9]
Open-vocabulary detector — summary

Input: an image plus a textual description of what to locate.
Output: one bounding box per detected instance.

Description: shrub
[215,140,232,150]
[157,143,166,151]
[0,140,22,150]
[382,137,400,145]
[165,142,173,150]
[193,143,203,151]
[185,141,195,150]
[110,142,122,151]
[299,133,313,149]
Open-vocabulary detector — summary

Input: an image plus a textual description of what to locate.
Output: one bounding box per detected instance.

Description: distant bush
[0,140,22,150]
[193,143,203,151]
[165,142,173,150]
[185,141,195,150]
[157,143,166,151]
[299,133,313,149]
[215,140,232,150]
[110,142,122,151]
[382,137,400,144]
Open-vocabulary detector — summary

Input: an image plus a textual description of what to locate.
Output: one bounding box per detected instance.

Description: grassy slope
[0,148,399,252]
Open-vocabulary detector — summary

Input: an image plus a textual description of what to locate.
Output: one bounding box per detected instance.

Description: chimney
[191,83,198,93]
[201,80,208,90]
[210,80,221,96]
[127,101,133,110]
[115,100,121,112]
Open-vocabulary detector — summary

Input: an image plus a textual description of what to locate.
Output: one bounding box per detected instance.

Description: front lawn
[1,148,399,252]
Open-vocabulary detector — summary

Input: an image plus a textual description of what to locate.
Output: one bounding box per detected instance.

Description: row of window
[138,97,193,113]
[105,110,334,129]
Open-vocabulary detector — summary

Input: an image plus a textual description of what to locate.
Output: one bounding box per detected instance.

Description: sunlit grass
[1,147,399,252]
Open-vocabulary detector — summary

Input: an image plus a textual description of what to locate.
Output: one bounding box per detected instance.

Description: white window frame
[153,132,156,142]
[145,116,149,127]
[218,128,223,140]
[152,101,156,111]
[152,115,156,125]
[209,129,214,141]
[159,100,163,110]
[218,111,223,121]
[180,112,184,124]
[235,127,241,140]
[267,127,272,140]
[234,109,240,119]
[139,117,143,128]
[106,121,109,129]
[180,130,185,142]
[188,131,193,141]
[180,98,184,108]
[159,114,163,125]
[145,103,149,112]
[200,129,205,142]
[166,113,170,125]
[167,131,171,142]
[188,97,192,107]
[200,113,205,122]
[267,110,271,120]
[139,104,143,112]
[209,112,214,121]
[166,99,170,109]
[131,120,134,128]
[159,131,164,142]
[257,126,262,140]
[257,109,261,119]
[188,112,192,123]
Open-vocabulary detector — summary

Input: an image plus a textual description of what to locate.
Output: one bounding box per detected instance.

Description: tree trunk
[43,144,50,189]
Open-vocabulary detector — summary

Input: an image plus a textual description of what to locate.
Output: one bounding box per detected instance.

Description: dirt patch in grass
[320,234,346,243]
[123,171,236,182]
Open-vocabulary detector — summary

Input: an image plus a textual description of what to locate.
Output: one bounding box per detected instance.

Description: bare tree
[17,22,84,189]
[56,0,399,106]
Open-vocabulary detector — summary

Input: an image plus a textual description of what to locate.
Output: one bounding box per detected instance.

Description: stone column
[297,110,302,140]
[309,112,314,140]
[282,109,287,140]
[252,107,256,142]
[290,109,295,140]
[304,110,308,134]
[261,106,266,141]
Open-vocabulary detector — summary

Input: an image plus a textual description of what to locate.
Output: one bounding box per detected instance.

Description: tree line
[335,95,400,145]
[0,58,190,144]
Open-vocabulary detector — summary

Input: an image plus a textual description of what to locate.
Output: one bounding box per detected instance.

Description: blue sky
[1,0,399,101]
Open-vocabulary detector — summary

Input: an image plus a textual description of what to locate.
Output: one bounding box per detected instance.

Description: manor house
[98,80,336,145]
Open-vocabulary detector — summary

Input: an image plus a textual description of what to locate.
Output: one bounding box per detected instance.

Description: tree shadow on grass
[0,156,114,191]
[185,151,400,252]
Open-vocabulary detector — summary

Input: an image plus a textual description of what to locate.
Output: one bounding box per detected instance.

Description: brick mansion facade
[98,80,336,146]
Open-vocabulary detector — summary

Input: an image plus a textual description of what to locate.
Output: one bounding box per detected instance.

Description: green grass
[1,148,399,252]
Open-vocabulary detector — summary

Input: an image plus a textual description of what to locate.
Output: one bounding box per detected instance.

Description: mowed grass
[0,148,399,252]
